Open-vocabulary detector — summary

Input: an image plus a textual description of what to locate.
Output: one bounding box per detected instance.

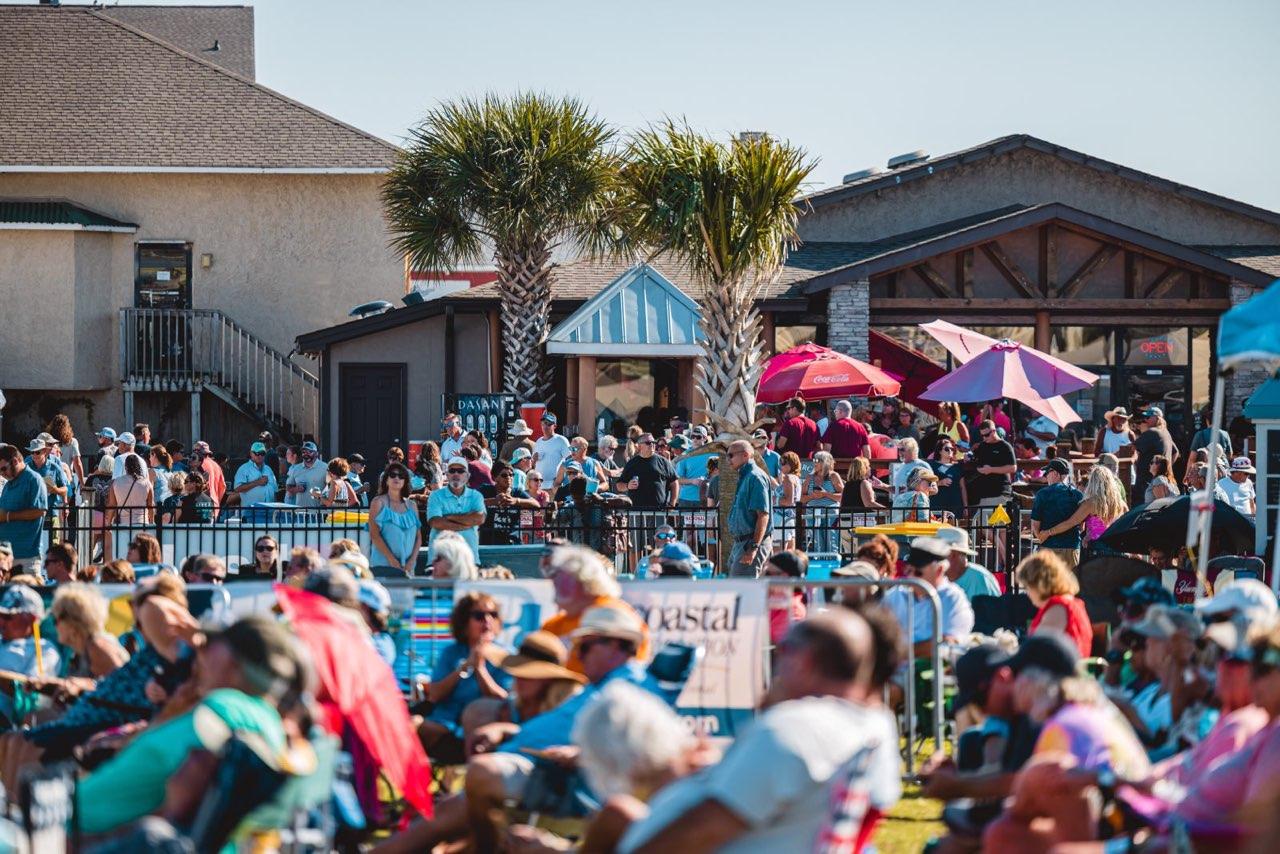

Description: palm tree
[382,93,621,403]
[619,124,814,436]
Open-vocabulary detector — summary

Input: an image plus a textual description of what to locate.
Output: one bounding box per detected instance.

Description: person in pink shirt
[985,399,1013,437]
[775,396,820,460]
[821,399,871,459]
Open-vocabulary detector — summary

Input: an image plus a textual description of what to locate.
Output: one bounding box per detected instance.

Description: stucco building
[0,3,402,450]
[298,135,1280,465]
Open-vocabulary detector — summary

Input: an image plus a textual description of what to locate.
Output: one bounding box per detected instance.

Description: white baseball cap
[446,456,468,469]
[1197,578,1277,622]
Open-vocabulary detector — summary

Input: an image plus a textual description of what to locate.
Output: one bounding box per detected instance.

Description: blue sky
[115,0,1280,209]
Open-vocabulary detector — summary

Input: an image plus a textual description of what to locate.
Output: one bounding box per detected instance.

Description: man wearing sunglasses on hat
[0,444,48,568]
[426,455,487,564]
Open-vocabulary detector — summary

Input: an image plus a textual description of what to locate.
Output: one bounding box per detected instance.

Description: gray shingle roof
[447,207,1033,303]
[0,5,397,170]
[1198,246,1280,279]
[100,5,255,79]
[801,134,1280,232]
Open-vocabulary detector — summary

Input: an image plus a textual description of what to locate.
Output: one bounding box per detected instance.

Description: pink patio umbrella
[757,350,901,404]
[919,320,1100,396]
[919,340,1084,426]
[759,342,832,386]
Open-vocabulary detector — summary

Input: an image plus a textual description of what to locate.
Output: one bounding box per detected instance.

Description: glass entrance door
[1125,368,1191,446]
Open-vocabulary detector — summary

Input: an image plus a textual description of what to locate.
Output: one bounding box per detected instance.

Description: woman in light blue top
[149,446,173,505]
[367,461,422,575]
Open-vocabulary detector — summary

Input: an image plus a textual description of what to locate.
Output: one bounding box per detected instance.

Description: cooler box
[805,552,843,581]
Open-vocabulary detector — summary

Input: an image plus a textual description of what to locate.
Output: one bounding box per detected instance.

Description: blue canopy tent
[1197,280,1280,594]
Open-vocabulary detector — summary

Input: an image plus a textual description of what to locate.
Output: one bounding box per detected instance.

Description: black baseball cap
[1044,459,1071,477]
[1005,634,1079,678]
[1112,575,1175,608]
[953,644,1012,711]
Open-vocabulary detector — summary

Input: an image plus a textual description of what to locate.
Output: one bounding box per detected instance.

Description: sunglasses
[199,572,224,583]
[577,637,613,655]
[386,473,406,480]
[255,544,276,552]
[528,476,543,482]
[470,609,499,622]
[250,451,265,457]
[638,440,655,446]
[656,531,676,540]
[980,431,993,438]
[448,468,467,475]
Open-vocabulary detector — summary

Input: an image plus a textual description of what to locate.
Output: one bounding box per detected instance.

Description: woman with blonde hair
[1018,551,1093,657]
[801,451,844,553]
[1037,464,1129,557]
[51,584,129,682]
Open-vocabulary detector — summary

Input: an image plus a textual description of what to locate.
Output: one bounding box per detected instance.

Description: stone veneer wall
[826,280,870,361]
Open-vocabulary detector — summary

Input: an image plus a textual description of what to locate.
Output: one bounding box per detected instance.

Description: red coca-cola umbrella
[757,350,901,403]
[759,342,831,386]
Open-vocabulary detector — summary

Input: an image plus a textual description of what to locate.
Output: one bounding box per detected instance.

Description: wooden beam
[954,249,974,299]
[869,297,1231,312]
[886,270,898,299]
[1059,244,1119,299]
[1124,252,1142,300]
[979,241,1038,299]
[1190,272,1201,300]
[1034,310,1051,351]
[1145,266,1182,299]
[1038,224,1058,297]
[911,263,953,298]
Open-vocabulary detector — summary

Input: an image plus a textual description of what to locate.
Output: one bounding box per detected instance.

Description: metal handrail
[120,307,318,437]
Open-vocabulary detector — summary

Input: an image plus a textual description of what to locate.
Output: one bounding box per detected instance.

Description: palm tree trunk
[495,239,555,403]
[697,274,765,437]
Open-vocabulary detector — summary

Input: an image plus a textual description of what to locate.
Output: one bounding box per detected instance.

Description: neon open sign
[1139,338,1174,355]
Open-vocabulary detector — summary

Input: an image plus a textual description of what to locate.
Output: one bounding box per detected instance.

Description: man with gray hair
[821,399,871,460]
[726,439,772,577]
[617,609,900,852]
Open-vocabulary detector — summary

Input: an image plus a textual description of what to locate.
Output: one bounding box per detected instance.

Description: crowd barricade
[52,496,1028,591]
[365,576,945,773]
[55,500,372,571]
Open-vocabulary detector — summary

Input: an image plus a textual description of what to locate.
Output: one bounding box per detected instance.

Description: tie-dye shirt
[1033,701,1151,780]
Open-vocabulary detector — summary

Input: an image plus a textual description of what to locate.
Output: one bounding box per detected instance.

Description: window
[1122,327,1189,367]
[774,324,818,353]
[1049,327,1114,366]
[135,242,191,309]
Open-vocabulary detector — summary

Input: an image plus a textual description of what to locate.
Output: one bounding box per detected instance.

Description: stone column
[826,280,870,361]
[1225,281,1271,423]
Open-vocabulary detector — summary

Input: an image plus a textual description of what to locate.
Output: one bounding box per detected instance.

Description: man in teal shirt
[935,526,1002,600]
[727,440,772,577]
[426,456,486,562]
[76,616,299,835]
[0,444,48,564]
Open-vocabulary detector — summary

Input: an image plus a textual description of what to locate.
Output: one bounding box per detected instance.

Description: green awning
[0,200,136,232]
[1244,376,1280,420]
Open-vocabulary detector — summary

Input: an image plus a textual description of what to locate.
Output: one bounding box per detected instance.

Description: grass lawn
[872,782,944,853]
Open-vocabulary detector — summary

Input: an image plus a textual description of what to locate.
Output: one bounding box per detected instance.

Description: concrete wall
[324,312,492,452]
[0,230,78,388]
[799,149,1280,246]
[0,171,403,441]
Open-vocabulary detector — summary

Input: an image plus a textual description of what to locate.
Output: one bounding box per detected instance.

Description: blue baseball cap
[96,427,117,440]
[541,412,557,424]
[509,447,532,463]
[301,441,318,453]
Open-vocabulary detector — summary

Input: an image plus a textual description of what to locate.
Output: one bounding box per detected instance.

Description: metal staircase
[120,308,319,442]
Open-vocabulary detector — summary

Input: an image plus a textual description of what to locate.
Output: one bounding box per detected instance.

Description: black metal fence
[47,498,1028,582]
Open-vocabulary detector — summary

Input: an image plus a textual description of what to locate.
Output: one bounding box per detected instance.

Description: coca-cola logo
[813,373,851,384]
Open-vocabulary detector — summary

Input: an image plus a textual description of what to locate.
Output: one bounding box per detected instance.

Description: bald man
[619,610,902,852]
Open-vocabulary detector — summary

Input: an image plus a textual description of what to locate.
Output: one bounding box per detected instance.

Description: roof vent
[349,300,393,319]
[842,167,883,184]
[738,131,766,143]
[887,150,928,170]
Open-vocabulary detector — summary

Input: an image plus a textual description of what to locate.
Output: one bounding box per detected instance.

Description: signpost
[441,393,518,447]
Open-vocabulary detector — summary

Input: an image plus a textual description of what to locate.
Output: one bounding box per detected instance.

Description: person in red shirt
[775,396,820,459]
[821,400,871,459]
[191,440,227,506]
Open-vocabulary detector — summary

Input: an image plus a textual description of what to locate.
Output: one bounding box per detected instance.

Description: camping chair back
[187,733,289,852]
[647,642,703,706]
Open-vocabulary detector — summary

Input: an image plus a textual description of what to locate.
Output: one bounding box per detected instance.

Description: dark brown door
[339,364,406,478]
